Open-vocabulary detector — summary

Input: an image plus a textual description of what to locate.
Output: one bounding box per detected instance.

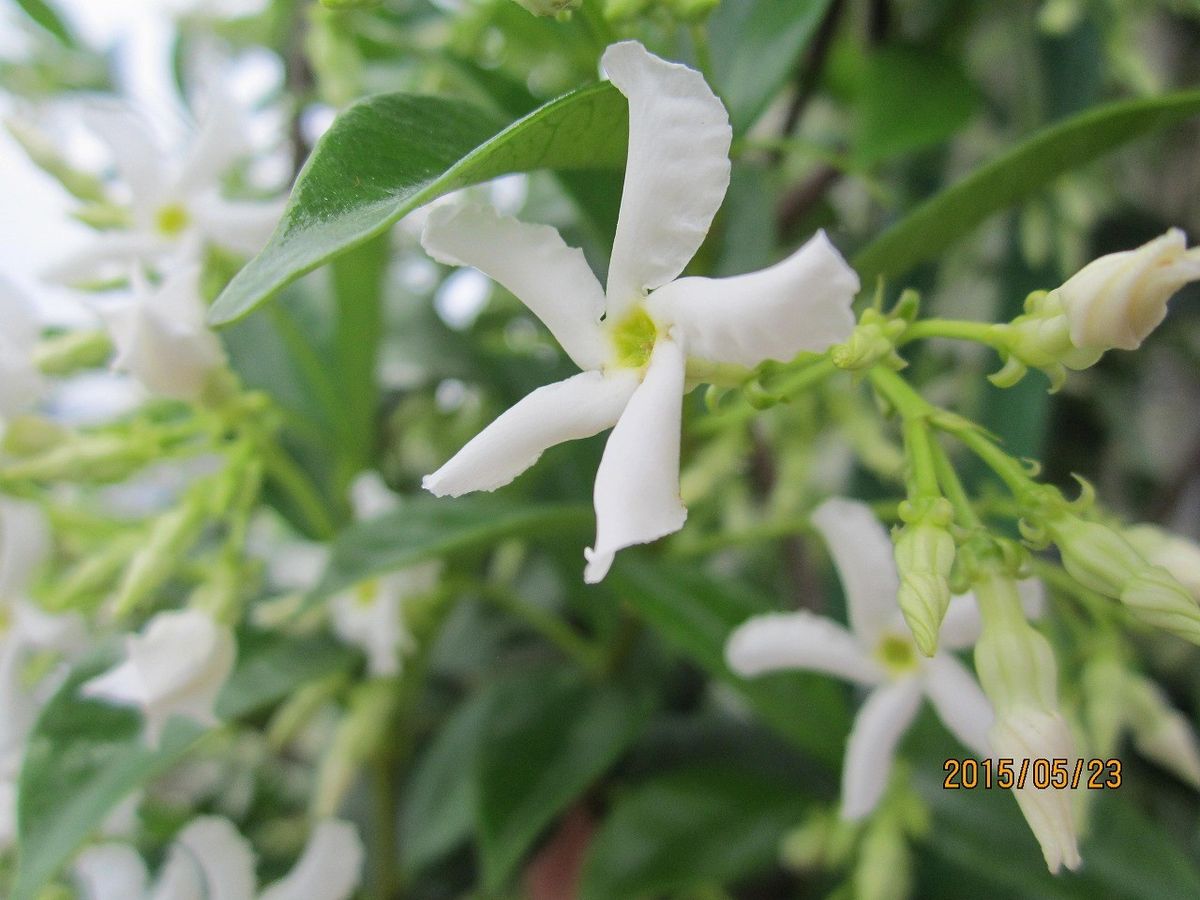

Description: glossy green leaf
[309,497,591,601]
[475,666,654,891]
[708,0,835,135]
[855,45,978,168]
[13,632,356,900]
[209,83,629,325]
[609,558,848,767]
[853,89,1200,284]
[13,0,76,46]
[579,766,810,900]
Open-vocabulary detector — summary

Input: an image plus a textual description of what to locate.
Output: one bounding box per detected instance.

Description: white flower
[420,41,859,582]
[97,266,226,401]
[0,277,46,424]
[0,500,86,848]
[724,497,998,819]
[81,608,235,746]
[45,78,284,285]
[330,472,441,676]
[1054,228,1200,352]
[74,816,364,900]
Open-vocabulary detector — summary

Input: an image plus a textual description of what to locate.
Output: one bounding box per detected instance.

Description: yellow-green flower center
[155,203,191,236]
[355,579,380,607]
[609,306,658,369]
[875,633,919,676]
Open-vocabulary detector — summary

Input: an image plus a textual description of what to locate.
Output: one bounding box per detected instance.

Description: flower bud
[854,820,912,900]
[314,680,398,817]
[991,290,1102,389]
[0,434,154,484]
[1123,674,1200,788]
[1124,524,1200,599]
[1054,228,1200,352]
[1045,514,1148,598]
[831,312,906,372]
[893,521,955,657]
[32,330,113,376]
[1119,566,1200,644]
[989,707,1082,873]
[111,495,211,618]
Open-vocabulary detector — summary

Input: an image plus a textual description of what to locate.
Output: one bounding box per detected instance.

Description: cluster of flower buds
[831,292,916,373]
[990,229,1200,388]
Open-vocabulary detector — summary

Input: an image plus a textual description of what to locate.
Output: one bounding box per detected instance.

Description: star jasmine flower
[45,79,284,286]
[329,472,442,676]
[74,816,364,900]
[81,608,236,746]
[97,266,226,401]
[420,41,859,582]
[725,498,1027,819]
[0,278,47,426]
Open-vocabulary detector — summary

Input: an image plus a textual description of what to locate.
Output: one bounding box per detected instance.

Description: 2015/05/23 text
[943,758,1122,790]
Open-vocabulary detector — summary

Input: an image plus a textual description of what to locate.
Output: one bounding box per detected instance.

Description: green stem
[369,758,398,900]
[899,318,1004,348]
[261,445,336,540]
[928,436,981,528]
[867,367,941,499]
[480,584,604,674]
[937,419,1037,501]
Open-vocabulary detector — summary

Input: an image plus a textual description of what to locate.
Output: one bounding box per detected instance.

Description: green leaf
[853,89,1200,285]
[475,666,654,891]
[13,632,356,900]
[309,497,591,601]
[708,0,835,135]
[579,766,810,900]
[854,45,978,168]
[13,0,76,47]
[610,559,849,767]
[209,83,629,325]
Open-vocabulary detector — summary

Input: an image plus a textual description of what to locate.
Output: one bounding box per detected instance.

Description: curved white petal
[841,678,922,820]
[725,611,883,685]
[42,232,173,286]
[0,499,51,600]
[922,654,993,755]
[421,204,608,370]
[74,844,150,900]
[173,816,257,900]
[348,471,400,521]
[601,41,732,318]
[646,230,859,366]
[150,843,205,900]
[331,580,409,678]
[79,102,167,212]
[259,820,365,900]
[190,194,285,258]
[424,369,638,498]
[0,278,45,418]
[11,599,86,657]
[584,338,687,583]
[810,498,900,647]
[175,78,251,195]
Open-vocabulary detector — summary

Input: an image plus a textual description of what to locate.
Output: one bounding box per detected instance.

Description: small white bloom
[0,277,47,424]
[1054,228,1200,353]
[81,608,235,746]
[724,498,996,820]
[330,472,441,676]
[74,816,364,900]
[421,42,859,582]
[45,75,284,285]
[97,266,226,401]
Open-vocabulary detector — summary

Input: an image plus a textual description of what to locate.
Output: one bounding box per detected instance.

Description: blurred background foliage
[5,0,1200,898]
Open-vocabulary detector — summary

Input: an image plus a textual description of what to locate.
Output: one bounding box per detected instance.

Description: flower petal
[42,231,173,286]
[190,195,286,258]
[724,611,883,685]
[646,230,859,366]
[74,844,151,900]
[601,41,731,317]
[0,498,51,600]
[424,370,638,498]
[841,677,922,820]
[259,820,365,900]
[78,101,167,213]
[421,204,608,370]
[0,279,45,418]
[922,653,993,755]
[810,497,900,647]
[584,338,687,583]
[173,816,258,900]
[940,578,1046,651]
[175,77,251,196]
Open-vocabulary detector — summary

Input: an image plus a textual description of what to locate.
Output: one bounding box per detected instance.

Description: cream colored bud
[1124,524,1200,599]
[989,708,1082,874]
[1119,566,1200,645]
[1055,228,1200,352]
[1046,515,1147,598]
[1124,675,1200,788]
[893,522,955,656]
